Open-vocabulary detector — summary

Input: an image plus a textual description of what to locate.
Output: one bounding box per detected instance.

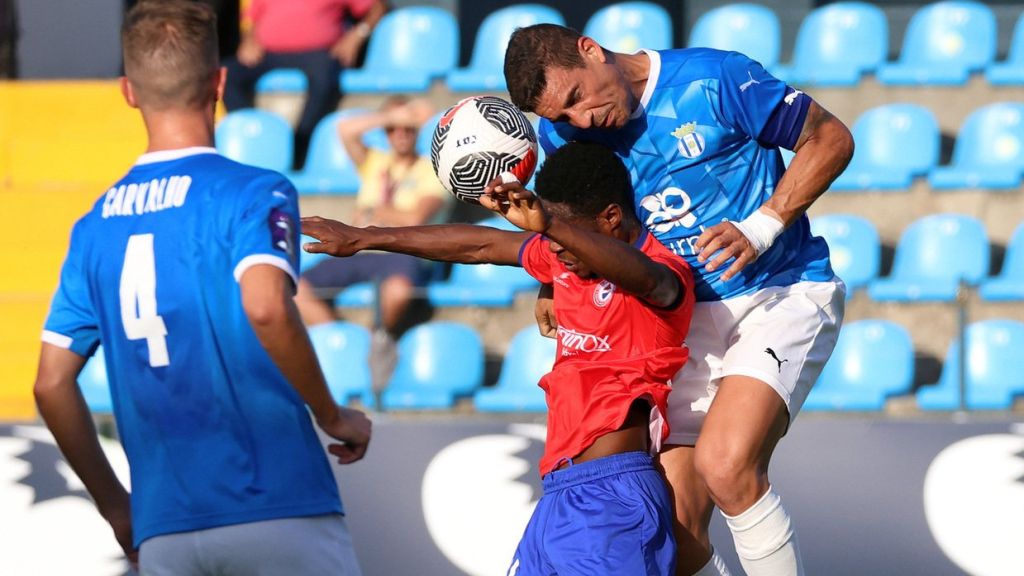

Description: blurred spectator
[295,96,452,354]
[0,0,15,78]
[223,0,388,168]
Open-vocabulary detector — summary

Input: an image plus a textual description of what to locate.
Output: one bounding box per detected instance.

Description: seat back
[308,322,372,404]
[998,223,1024,280]
[850,104,939,174]
[790,2,887,79]
[896,1,995,70]
[468,5,565,71]
[817,320,914,395]
[301,110,360,175]
[389,322,484,395]
[947,102,1024,170]
[889,214,989,285]
[810,214,880,290]
[362,7,459,76]
[495,327,558,391]
[936,320,1024,397]
[584,2,673,52]
[1003,12,1024,66]
[688,4,780,67]
[215,109,293,172]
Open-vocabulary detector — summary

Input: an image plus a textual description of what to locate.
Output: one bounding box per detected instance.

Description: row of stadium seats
[76,317,1024,413]
[255,1,1024,96]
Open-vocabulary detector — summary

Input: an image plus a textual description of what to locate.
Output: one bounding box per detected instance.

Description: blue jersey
[539,49,833,301]
[42,148,341,546]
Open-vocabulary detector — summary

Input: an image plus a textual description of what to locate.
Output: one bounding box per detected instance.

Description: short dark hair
[504,24,586,113]
[534,141,634,220]
[122,0,219,110]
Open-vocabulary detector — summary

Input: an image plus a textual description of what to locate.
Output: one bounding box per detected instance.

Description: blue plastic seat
[334,281,378,308]
[917,320,1024,410]
[288,110,362,195]
[255,68,307,93]
[308,322,372,406]
[416,111,444,158]
[876,1,996,86]
[381,322,484,409]
[688,4,780,69]
[928,103,1024,190]
[447,5,565,91]
[584,2,672,53]
[831,104,939,190]
[868,214,989,302]
[475,327,555,412]
[809,214,880,293]
[342,7,459,93]
[215,109,293,172]
[773,2,887,86]
[980,223,1024,301]
[79,348,113,414]
[986,13,1024,85]
[803,320,914,411]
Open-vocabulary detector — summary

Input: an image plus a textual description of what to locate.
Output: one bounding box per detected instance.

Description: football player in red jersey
[303,140,695,575]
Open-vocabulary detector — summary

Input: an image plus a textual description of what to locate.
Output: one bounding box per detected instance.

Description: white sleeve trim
[233,254,299,285]
[41,330,74,349]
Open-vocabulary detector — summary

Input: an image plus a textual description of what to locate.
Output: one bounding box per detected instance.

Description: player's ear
[215,66,227,103]
[579,36,606,64]
[120,77,139,109]
[598,203,622,233]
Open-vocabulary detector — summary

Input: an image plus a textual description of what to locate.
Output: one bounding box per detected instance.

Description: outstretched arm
[301,216,530,266]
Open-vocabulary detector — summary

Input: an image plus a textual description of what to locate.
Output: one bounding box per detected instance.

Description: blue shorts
[508,451,676,576]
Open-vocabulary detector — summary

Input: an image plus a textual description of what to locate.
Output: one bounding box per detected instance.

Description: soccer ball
[430,96,539,203]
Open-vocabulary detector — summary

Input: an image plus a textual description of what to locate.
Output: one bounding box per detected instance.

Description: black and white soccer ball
[430,96,539,203]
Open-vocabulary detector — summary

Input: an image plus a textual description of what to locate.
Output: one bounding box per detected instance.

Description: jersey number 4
[120,234,170,367]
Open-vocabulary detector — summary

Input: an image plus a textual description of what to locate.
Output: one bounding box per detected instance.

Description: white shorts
[665,278,846,446]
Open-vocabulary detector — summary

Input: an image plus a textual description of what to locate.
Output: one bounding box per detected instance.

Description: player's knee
[693,441,762,506]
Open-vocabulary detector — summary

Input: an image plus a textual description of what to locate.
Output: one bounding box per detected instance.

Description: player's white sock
[692,547,733,576]
[723,487,804,576]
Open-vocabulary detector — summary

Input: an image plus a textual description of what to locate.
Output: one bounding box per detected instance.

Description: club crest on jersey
[593,280,616,308]
[672,122,705,159]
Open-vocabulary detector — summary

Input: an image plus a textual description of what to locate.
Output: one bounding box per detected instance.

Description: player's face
[533,62,635,130]
[546,206,601,278]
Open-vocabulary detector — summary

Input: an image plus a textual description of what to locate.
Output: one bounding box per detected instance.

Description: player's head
[505,24,636,131]
[120,0,221,112]
[534,141,637,277]
[381,95,419,158]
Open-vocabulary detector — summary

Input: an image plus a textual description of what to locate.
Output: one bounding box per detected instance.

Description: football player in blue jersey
[501,24,854,576]
[33,2,370,575]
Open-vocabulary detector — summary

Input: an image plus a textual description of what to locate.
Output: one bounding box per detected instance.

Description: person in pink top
[223,0,389,168]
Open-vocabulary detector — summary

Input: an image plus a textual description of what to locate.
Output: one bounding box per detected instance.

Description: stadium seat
[928,103,1024,190]
[773,2,887,86]
[308,322,372,406]
[986,12,1024,85]
[214,109,293,172]
[416,111,443,158]
[341,7,459,93]
[474,326,555,412]
[876,1,996,85]
[288,110,361,195]
[447,5,565,91]
[809,214,880,293]
[803,320,914,411]
[79,348,113,414]
[980,222,1024,301]
[688,4,780,69]
[830,104,939,190]
[334,281,378,308]
[868,214,989,302]
[255,68,307,93]
[917,320,1024,410]
[381,322,484,409]
[584,2,673,53]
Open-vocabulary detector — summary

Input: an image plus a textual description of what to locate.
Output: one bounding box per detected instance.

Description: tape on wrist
[733,210,785,259]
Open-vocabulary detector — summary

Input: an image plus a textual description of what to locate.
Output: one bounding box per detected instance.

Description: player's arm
[240,264,370,464]
[302,216,530,266]
[34,345,136,563]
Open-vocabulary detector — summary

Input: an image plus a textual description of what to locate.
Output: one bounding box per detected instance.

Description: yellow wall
[0,81,147,419]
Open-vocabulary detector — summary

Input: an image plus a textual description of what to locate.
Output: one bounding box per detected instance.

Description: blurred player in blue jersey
[503,24,854,576]
[32,2,370,575]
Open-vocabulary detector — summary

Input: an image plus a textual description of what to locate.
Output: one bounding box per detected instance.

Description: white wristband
[732,209,785,260]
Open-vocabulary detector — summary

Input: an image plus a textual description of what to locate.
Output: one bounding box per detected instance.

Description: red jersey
[518,229,695,476]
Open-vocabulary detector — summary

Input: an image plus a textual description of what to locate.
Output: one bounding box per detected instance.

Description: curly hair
[504,24,586,113]
[534,141,635,220]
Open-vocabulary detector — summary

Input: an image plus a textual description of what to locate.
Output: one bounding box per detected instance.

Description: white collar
[630,49,661,120]
[135,146,218,166]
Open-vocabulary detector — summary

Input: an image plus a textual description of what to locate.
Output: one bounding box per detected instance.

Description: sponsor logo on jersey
[593,280,615,308]
[785,89,804,106]
[557,326,612,355]
[553,272,571,288]
[740,70,761,92]
[672,122,705,159]
[268,207,295,259]
[640,187,697,233]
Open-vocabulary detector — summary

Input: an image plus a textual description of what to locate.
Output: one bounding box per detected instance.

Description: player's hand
[318,406,372,464]
[301,216,365,258]
[694,221,757,282]
[535,284,557,339]
[101,498,138,570]
[236,35,265,67]
[480,179,551,234]
[330,33,364,67]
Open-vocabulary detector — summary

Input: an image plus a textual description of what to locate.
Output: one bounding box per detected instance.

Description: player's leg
[138,530,203,576]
